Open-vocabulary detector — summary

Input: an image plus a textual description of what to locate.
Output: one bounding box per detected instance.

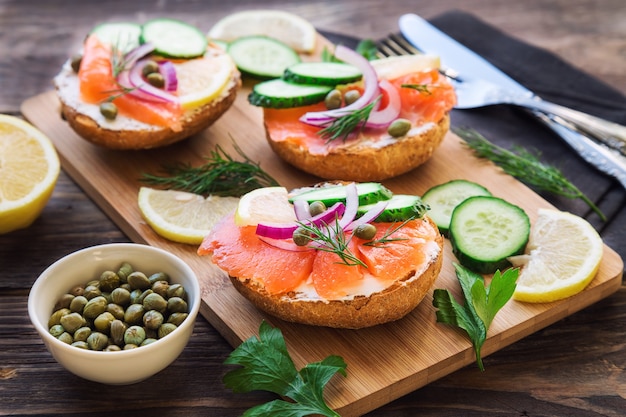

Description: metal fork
[375,33,626,189]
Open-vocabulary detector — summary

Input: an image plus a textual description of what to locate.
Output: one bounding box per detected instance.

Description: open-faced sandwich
[248,46,456,181]
[55,19,241,150]
[198,182,444,329]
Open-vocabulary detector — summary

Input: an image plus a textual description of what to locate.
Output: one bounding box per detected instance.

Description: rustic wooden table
[1,0,625,416]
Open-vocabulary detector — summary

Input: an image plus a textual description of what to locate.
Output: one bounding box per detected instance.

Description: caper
[49,324,65,338]
[110,320,127,346]
[324,89,342,110]
[83,296,107,319]
[124,325,146,346]
[167,312,188,327]
[99,270,120,292]
[87,332,109,351]
[83,285,101,300]
[110,287,130,307]
[69,295,88,313]
[387,118,411,138]
[124,303,145,325]
[151,280,169,297]
[60,312,86,334]
[292,227,312,247]
[58,332,73,345]
[70,53,83,73]
[167,297,188,314]
[158,323,177,339]
[137,289,153,305]
[127,271,151,290]
[309,201,327,216]
[104,344,122,352]
[48,308,71,328]
[54,293,75,311]
[86,279,100,288]
[166,284,186,300]
[123,344,139,350]
[73,326,92,342]
[147,72,165,88]
[71,341,89,349]
[141,338,158,346]
[117,262,133,283]
[143,292,167,313]
[354,223,377,240]
[106,303,125,321]
[143,310,164,330]
[129,288,143,304]
[99,102,118,120]
[69,285,85,297]
[141,60,160,77]
[148,272,169,285]
[94,312,115,333]
[344,90,361,105]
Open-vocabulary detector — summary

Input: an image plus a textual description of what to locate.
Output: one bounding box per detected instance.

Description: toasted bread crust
[228,216,444,329]
[57,70,240,150]
[265,113,449,182]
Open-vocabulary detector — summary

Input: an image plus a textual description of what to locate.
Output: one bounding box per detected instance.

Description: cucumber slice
[422,179,492,236]
[357,194,429,222]
[290,183,393,207]
[140,18,207,58]
[249,79,332,108]
[449,196,530,274]
[90,22,142,53]
[227,36,300,79]
[283,62,362,86]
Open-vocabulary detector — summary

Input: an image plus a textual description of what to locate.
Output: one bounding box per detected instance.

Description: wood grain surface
[2,1,625,416]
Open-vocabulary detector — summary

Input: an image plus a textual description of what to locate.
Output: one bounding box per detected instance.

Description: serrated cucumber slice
[357,194,429,222]
[140,18,207,59]
[289,183,393,207]
[228,35,300,79]
[283,62,362,86]
[248,79,332,108]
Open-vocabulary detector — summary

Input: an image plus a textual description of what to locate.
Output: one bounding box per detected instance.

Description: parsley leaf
[433,263,518,371]
[223,321,346,417]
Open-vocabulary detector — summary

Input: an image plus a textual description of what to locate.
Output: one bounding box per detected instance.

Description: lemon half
[0,115,60,234]
[234,186,297,227]
[510,208,604,303]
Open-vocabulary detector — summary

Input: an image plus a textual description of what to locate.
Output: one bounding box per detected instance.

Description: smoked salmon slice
[78,35,183,131]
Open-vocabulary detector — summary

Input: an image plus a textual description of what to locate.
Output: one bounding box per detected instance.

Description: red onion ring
[365,79,401,128]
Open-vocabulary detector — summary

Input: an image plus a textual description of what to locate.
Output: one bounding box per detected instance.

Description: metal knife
[398,13,626,189]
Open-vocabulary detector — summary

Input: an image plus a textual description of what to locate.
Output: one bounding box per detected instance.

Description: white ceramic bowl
[28,243,201,385]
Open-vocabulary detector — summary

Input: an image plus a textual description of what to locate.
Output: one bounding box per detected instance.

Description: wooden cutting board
[21,57,623,415]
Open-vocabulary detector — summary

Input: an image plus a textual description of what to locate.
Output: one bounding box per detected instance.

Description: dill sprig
[318,98,380,143]
[296,220,366,267]
[401,83,433,95]
[363,218,413,247]
[455,128,606,221]
[141,141,280,197]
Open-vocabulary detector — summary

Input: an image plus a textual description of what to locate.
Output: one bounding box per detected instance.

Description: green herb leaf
[296,219,365,267]
[400,83,432,95]
[433,263,518,371]
[356,39,379,61]
[223,321,346,417]
[455,128,606,221]
[141,140,279,197]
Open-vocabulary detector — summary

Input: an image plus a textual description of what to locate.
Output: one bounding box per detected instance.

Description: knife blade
[398,13,626,189]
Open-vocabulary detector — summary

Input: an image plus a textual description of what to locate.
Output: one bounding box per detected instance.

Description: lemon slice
[138,187,240,244]
[234,186,297,227]
[370,54,441,80]
[175,49,236,110]
[510,208,604,303]
[208,10,317,53]
[0,115,60,234]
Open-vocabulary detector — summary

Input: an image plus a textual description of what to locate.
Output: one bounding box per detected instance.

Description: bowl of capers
[28,243,201,385]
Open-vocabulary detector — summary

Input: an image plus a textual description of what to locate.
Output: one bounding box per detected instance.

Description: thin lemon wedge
[207,10,317,53]
[138,187,240,244]
[510,208,604,303]
[234,186,297,227]
[175,48,236,110]
[0,115,60,234]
